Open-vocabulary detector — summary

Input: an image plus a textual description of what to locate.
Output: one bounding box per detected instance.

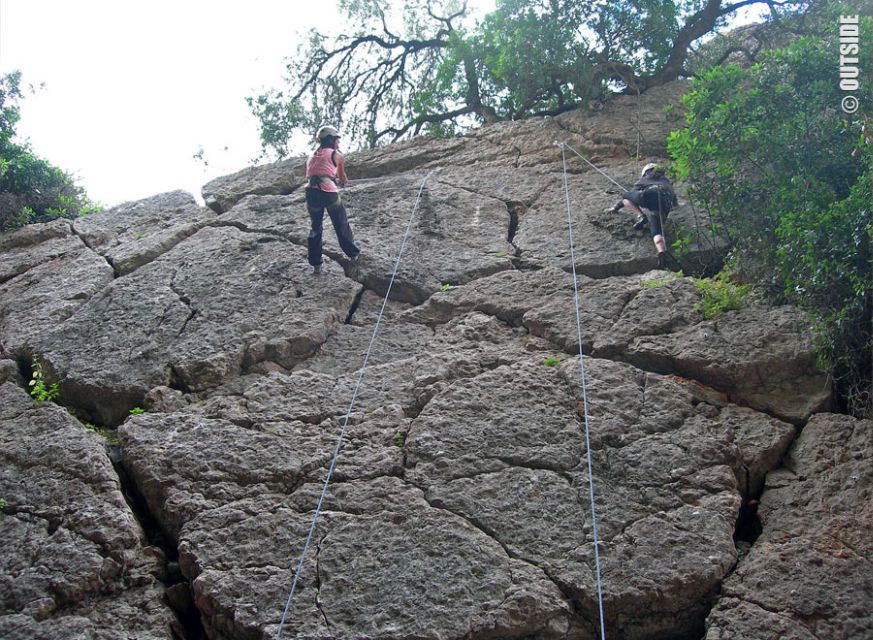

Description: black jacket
[630,173,678,207]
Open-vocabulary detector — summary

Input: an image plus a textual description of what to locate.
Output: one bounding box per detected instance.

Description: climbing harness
[557,141,607,640]
[274,169,440,640]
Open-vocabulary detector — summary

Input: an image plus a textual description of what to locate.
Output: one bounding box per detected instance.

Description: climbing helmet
[316,125,340,142]
[641,162,662,177]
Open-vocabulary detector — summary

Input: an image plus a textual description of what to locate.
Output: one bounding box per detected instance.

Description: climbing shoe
[313,263,323,275]
[633,214,649,230]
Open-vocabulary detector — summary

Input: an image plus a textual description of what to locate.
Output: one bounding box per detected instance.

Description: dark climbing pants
[305,188,360,266]
[624,188,670,238]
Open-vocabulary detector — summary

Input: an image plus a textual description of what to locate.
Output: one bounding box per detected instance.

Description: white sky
[1,0,762,209]
[0,0,354,207]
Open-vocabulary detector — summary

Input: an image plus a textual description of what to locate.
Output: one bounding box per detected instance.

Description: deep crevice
[506,201,523,245]
[344,287,367,325]
[112,452,208,639]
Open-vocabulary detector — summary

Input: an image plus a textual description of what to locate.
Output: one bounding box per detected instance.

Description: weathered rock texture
[0,383,179,639]
[704,413,873,640]
[1,79,865,640]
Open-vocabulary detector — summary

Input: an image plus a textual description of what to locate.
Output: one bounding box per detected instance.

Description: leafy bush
[668,15,872,415]
[29,356,59,403]
[1,71,100,232]
[693,272,750,319]
[542,356,561,367]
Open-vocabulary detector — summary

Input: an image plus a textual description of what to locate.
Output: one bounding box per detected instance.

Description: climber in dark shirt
[611,163,678,268]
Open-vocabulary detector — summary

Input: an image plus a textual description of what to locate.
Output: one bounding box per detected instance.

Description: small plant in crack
[393,432,406,447]
[438,283,452,293]
[84,422,120,445]
[129,407,145,416]
[29,356,59,402]
[542,356,561,367]
[0,497,7,511]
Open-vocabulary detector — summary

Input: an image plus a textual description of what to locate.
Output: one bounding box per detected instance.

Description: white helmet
[315,125,340,142]
[641,162,662,177]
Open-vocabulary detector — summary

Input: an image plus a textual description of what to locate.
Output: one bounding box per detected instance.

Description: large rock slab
[33,224,359,424]
[0,240,114,356]
[178,481,575,640]
[118,326,795,639]
[0,383,179,638]
[408,356,795,639]
[512,159,724,276]
[705,413,873,640]
[72,190,217,275]
[0,219,78,285]
[202,157,307,214]
[219,175,515,303]
[410,268,830,422]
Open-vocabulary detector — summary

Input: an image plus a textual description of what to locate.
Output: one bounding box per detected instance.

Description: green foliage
[249,1,809,156]
[693,272,750,319]
[393,432,406,447]
[542,356,561,367]
[668,16,872,414]
[0,71,100,232]
[0,497,7,512]
[29,356,59,403]
[129,407,145,416]
[85,422,120,445]
[439,283,452,292]
[641,272,680,288]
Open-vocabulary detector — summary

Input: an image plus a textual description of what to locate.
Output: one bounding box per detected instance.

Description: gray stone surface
[33,224,360,424]
[0,383,179,638]
[202,157,307,213]
[218,173,516,304]
[0,78,852,640]
[72,190,217,276]
[411,268,829,422]
[705,413,873,640]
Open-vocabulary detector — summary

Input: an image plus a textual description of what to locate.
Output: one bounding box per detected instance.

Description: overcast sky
[1,0,763,209]
[0,0,357,206]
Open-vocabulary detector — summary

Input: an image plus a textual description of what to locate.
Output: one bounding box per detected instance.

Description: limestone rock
[0,76,849,640]
[0,218,75,284]
[72,190,217,276]
[218,175,515,304]
[118,331,796,639]
[0,383,179,637]
[411,268,829,422]
[34,224,359,424]
[705,413,873,639]
[0,243,114,356]
[202,157,307,213]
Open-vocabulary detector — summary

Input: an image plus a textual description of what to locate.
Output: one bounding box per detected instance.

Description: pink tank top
[306,149,339,193]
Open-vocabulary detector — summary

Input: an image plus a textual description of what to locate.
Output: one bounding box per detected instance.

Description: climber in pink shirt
[305,125,361,274]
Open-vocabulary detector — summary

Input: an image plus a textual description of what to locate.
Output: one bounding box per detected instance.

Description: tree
[249,0,810,156]
[0,71,99,233]
[667,12,872,416]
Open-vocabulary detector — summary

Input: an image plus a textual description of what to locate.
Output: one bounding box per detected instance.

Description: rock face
[0,382,179,639]
[1,80,864,640]
[704,413,873,639]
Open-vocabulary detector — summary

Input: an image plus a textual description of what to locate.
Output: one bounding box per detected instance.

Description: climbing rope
[274,169,440,640]
[558,141,629,193]
[557,141,608,640]
[560,141,679,269]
